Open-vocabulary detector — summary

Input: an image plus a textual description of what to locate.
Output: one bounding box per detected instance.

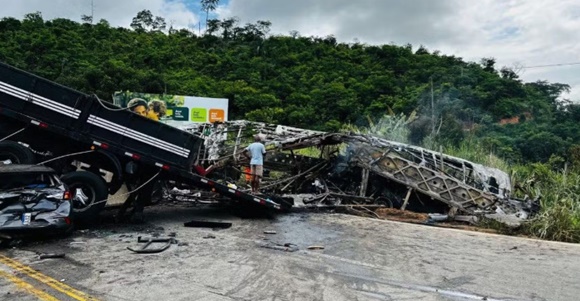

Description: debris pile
[176,120,540,227]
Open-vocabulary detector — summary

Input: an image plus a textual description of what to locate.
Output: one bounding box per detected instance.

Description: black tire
[61,171,108,227]
[0,141,35,164]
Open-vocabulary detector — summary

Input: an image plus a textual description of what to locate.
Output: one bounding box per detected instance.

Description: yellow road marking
[0,269,60,301]
[0,255,99,301]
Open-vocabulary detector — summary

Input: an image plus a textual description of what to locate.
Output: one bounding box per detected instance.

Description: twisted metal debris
[174,120,539,226]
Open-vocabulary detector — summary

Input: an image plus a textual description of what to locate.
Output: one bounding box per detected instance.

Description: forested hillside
[0,11,579,166]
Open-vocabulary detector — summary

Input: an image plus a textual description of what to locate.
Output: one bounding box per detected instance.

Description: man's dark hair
[148,100,167,117]
[127,98,148,111]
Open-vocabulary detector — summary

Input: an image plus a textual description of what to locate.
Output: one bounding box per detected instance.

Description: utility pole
[90,0,95,24]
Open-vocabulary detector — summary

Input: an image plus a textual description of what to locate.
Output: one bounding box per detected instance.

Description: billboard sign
[113,91,228,127]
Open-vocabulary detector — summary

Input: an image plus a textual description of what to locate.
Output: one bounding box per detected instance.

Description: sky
[0,0,579,101]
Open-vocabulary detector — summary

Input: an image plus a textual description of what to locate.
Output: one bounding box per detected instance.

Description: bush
[524,197,580,242]
[513,163,580,242]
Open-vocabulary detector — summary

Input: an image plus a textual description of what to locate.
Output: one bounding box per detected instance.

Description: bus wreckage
[172,120,540,227]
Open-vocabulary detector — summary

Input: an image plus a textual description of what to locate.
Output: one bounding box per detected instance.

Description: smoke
[343,113,414,144]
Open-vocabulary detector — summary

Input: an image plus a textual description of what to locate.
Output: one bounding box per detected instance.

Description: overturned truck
[181,121,539,226]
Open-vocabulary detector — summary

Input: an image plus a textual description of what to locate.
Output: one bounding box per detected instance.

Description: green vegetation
[0,11,579,242]
[514,163,580,242]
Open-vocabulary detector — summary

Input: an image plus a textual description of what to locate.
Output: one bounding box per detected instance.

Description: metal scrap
[307,246,325,250]
[169,120,539,227]
[127,236,178,254]
[259,242,298,252]
[38,253,66,259]
[184,220,232,229]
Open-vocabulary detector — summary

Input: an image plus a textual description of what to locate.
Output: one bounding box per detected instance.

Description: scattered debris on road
[307,246,325,250]
[38,253,66,259]
[260,242,299,252]
[127,236,178,254]
[183,220,233,229]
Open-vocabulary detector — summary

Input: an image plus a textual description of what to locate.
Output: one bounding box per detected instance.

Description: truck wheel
[0,141,35,164]
[61,171,108,227]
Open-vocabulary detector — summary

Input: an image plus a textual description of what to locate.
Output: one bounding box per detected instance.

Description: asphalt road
[1,204,579,301]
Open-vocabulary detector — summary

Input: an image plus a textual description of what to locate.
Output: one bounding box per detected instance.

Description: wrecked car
[0,164,73,242]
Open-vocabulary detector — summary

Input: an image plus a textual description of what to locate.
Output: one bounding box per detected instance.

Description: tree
[481,57,496,73]
[220,17,238,39]
[500,67,519,80]
[23,11,43,23]
[206,19,221,36]
[81,15,93,24]
[289,30,300,39]
[130,10,166,32]
[152,16,166,32]
[130,10,154,32]
[201,0,220,30]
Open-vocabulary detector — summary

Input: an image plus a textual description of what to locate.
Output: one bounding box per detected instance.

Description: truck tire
[0,141,35,164]
[61,171,108,227]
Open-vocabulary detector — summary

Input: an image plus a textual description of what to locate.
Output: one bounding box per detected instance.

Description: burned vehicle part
[0,165,73,242]
[178,120,538,226]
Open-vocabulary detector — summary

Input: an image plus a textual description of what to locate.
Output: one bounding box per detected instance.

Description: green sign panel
[172,107,189,121]
[190,108,207,122]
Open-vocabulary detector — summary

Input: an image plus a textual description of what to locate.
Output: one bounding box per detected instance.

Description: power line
[521,62,580,69]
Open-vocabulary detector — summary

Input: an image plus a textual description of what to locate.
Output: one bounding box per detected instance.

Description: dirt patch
[375,208,429,223]
[374,208,502,235]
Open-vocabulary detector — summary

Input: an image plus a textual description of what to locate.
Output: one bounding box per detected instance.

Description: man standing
[243,135,266,193]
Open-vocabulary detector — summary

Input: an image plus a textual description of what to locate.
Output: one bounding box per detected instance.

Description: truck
[0,62,288,225]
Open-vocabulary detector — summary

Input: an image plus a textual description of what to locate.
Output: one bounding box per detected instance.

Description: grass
[511,163,580,242]
[524,197,580,242]
[439,137,512,172]
[344,112,580,243]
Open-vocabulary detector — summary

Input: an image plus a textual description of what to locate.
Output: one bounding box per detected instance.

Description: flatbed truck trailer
[0,62,285,223]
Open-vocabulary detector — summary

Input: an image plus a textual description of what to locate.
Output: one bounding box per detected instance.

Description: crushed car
[0,164,73,243]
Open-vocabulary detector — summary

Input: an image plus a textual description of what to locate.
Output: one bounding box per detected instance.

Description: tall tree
[81,15,93,24]
[130,10,166,32]
[201,0,219,31]
[130,9,154,32]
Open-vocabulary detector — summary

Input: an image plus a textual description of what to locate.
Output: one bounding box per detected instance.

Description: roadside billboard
[112,91,228,127]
